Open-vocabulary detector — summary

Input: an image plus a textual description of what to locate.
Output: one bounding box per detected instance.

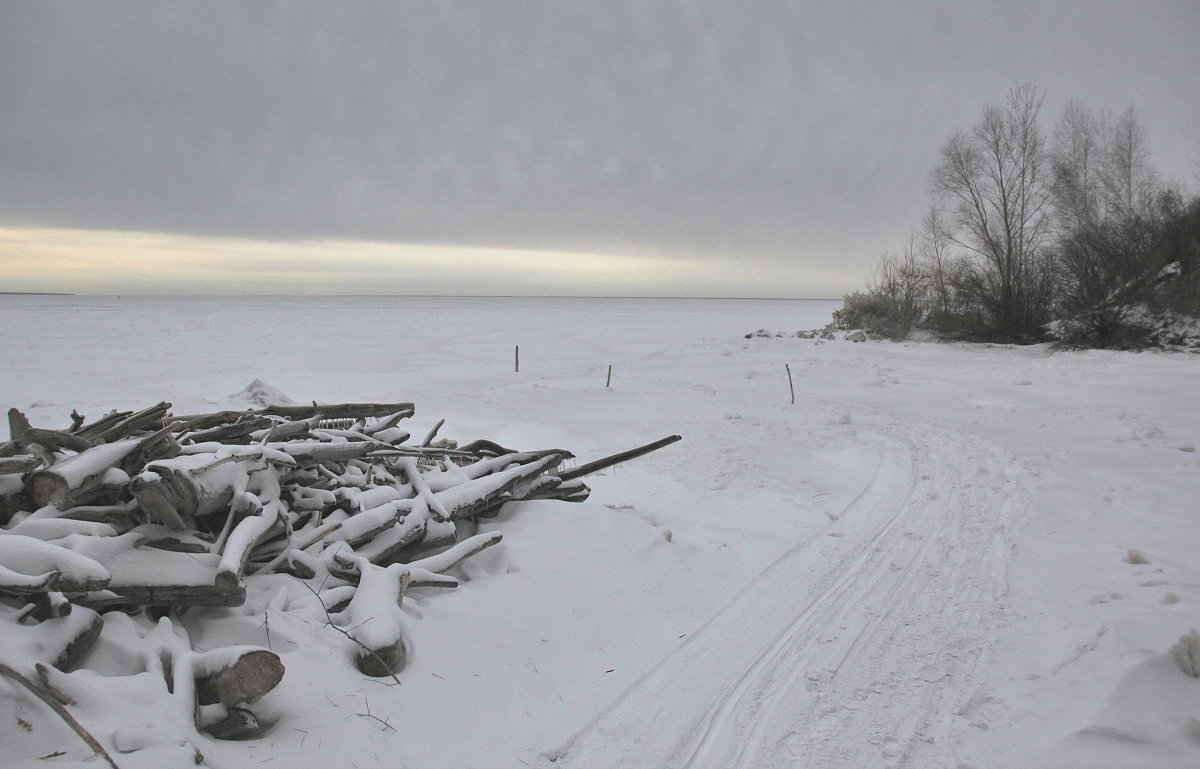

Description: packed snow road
[547,418,1026,769]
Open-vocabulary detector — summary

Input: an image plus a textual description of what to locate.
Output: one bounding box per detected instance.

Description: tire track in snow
[737,426,1022,769]
[542,421,1023,769]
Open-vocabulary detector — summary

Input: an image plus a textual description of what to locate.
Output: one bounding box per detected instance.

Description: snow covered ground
[2,295,1198,769]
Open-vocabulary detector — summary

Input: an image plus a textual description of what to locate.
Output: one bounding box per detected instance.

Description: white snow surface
[1,295,1198,768]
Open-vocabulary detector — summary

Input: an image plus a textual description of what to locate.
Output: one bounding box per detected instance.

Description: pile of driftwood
[0,400,678,748]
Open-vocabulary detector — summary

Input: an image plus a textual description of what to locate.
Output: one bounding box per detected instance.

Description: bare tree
[1051,101,1104,230]
[919,207,957,320]
[931,83,1056,339]
[1051,103,1162,343]
[1053,103,1158,226]
[1103,106,1159,222]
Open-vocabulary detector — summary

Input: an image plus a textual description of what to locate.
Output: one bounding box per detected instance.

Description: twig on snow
[355,698,396,731]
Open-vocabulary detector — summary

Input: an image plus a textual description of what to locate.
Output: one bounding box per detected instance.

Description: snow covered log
[130,450,263,529]
[67,407,130,438]
[407,531,503,573]
[351,506,429,564]
[215,500,281,592]
[75,401,172,444]
[0,562,59,593]
[193,647,286,707]
[391,517,457,563]
[173,401,415,432]
[332,562,411,677]
[27,435,167,509]
[0,534,110,592]
[6,408,93,454]
[435,452,571,520]
[48,608,104,671]
[5,517,119,540]
[61,533,247,608]
[2,607,104,672]
[185,415,276,444]
[264,440,379,465]
[0,455,41,474]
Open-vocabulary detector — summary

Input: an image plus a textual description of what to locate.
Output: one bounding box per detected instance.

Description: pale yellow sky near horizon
[0,226,849,298]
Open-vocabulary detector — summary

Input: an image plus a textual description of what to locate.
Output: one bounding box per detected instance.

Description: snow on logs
[0,399,680,741]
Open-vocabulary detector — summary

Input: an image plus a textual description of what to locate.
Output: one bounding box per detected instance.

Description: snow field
[1,295,1198,768]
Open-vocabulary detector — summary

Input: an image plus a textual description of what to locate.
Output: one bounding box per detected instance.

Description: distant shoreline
[0,293,838,301]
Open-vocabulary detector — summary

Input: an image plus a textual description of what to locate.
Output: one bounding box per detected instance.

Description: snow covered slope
[1,295,1197,768]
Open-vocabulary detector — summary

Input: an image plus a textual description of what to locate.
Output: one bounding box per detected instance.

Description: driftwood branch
[174,402,415,430]
[0,661,122,769]
[0,455,42,474]
[70,409,132,439]
[407,531,503,574]
[556,435,682,482]
[420,418,446,447]
[8,409,93,454]
[88,402,172,444]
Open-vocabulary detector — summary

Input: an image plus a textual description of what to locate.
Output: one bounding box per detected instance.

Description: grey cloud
[2,1,1197,287]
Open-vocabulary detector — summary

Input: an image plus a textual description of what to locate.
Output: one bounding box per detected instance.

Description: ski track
[545,415,1025,769]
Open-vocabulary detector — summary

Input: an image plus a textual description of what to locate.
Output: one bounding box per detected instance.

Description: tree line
[837,83,1200,347]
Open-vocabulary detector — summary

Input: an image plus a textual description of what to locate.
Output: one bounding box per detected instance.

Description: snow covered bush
[1125,548,1150,565]
[1171,629,1200,678]
[831,291,903,340]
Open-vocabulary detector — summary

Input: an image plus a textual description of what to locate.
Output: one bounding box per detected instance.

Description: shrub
[831,290,907,339]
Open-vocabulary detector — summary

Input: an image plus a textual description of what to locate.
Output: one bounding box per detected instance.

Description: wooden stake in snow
[606,365,612,388]
[786,363,795,405]
[515,345,519,373]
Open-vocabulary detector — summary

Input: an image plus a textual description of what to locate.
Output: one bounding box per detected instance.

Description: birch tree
[931,83,1056,339]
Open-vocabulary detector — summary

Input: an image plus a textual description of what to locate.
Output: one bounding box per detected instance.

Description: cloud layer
[2,2,1197,293]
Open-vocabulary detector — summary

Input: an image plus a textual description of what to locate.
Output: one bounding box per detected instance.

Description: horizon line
[2,292,845,301]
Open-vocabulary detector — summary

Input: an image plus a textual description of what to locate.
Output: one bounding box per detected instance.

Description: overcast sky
[2,1,1198,297]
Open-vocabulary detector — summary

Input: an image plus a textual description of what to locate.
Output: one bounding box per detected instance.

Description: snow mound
[232,379,294,407]
[1040,653,1200,769]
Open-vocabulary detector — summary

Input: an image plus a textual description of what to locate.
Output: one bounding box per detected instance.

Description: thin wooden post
[606,365,612,388]
[785,364,795,405]
[515,345,519,373]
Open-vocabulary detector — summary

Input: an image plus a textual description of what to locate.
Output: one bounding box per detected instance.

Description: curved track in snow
[544,420,1025,769]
